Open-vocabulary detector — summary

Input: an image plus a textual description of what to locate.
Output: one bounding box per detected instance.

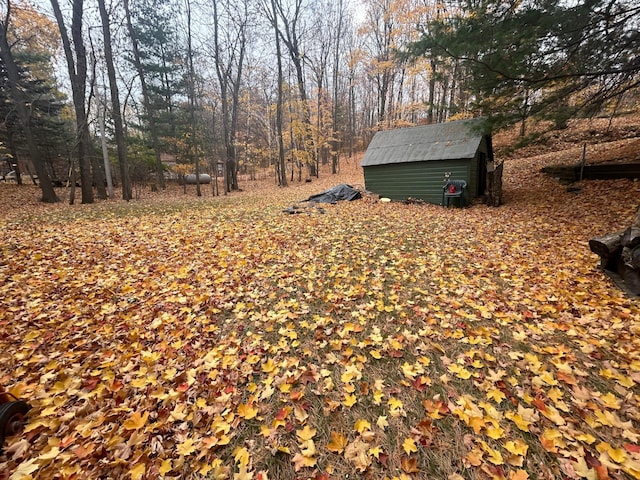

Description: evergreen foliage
[405,0,640,130]
[0,29,73,181]
[127,0,186,156]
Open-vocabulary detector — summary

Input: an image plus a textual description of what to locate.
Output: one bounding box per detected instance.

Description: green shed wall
[363,159,474,204]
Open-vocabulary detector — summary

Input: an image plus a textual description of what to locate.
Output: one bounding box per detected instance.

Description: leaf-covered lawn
[1,157,639,480]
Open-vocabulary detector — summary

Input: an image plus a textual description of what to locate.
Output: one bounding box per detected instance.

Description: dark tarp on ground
[303,184,362,203]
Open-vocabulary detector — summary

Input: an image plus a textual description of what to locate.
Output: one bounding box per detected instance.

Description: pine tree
[127,0,186,158]
[405,0,640,131]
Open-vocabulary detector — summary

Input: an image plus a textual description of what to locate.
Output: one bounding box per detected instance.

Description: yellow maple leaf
[505,406,536,432]
[596,441,627,464]
[368,445,383,459]
[389,397,404,413]
[402,437,418,455]
[177,438,196,457]
[354,419,371,433]
[327,431,348,453]
[486,388,506,404]
[37,446,60,461]
[238,403,259,420]
[235,464,254,480]
[486,424,505,440]
[600,392,621,410]
[234,447,250,466]
[575,432,597,444]
[571,456,594,479]
[503,439,528,457]
[370,349,382,359]
[296,425,317,441]
[468,416,486,434]
[201,459,228,479]
[159,459,172,475]
[484,446,504,465]
[129,463,146,480]
[377,415,389,430]
[262,359,277,373]
[343,393,357,407]
[540,404,566,426]
[123,411,149,430]
[300,439,316,457]
[279,383,292,394]
[470,359,484,368]
[487,368,506,382]
[448,363,473,379]
[8,458,39,479]
[540,428,565,453]
[401,362,418,379]
[538,371,558,386]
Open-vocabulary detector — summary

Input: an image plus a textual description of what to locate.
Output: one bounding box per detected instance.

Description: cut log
[622,226,640,248]
[589,232,623,270]
[632,245,640,269]
[622,265,640,295]
[589,232,623,257]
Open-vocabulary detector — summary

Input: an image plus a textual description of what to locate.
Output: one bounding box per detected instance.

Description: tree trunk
[185,0,201,197]
[98,101,114,198]
[50,0,93,204]
[98,0,131,201]
[271,0,287,187]
[274,0,318,178]
[486,161,503,207]
[211,0,245,193]
[330,0,343,175]
[0,4,58,203]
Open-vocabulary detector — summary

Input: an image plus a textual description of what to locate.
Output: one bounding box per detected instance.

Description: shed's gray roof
[361,118,487,167]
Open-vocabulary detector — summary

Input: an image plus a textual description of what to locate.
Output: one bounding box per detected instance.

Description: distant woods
[1,0,638,203]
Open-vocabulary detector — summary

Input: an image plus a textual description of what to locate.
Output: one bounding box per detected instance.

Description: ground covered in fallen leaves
[1,119,640,480]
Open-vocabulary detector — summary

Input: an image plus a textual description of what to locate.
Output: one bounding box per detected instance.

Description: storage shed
[361,118,493,205]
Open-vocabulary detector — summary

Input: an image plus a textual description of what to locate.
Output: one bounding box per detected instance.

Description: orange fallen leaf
[401,455,420,473]
[327,431,348,454]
